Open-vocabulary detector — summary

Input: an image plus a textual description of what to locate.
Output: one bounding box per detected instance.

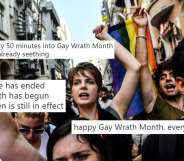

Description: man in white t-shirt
[98,86,112,109]
[15,113,52,159]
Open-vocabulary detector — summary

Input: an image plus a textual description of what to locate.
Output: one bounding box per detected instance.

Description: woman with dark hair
[47,118,110,161]
[64,25,138,161]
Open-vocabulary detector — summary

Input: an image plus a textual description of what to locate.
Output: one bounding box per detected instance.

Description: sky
[52,0,103,40]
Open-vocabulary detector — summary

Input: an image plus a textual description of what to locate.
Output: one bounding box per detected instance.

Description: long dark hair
[47,118,110,161]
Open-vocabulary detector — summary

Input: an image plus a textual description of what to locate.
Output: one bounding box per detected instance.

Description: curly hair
[153,59,173,87]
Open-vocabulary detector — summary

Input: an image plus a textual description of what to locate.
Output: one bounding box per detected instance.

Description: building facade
[102,0,184,64]
[0,0,71,80]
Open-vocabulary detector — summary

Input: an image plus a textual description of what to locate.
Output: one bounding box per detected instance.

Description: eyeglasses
[19,127,45,135]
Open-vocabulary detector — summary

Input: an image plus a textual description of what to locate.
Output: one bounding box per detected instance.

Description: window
[14,7,18,20]
[0,4,4,31]
[39,60,45,75]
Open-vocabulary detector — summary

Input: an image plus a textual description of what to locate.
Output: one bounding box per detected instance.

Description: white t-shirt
[39,124,55,159]
[39,131,49,159]
[99,98,112,109]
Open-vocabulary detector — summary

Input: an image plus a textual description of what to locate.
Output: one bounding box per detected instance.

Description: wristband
[136,35,146,39]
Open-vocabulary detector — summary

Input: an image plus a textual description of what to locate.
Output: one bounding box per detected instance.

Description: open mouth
[165,84,176,91]
[79,92,89,99]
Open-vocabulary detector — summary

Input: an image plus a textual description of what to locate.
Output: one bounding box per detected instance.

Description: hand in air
[133,8,148,28]
[93,25,109,40]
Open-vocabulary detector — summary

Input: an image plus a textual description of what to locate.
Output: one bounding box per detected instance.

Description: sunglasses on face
[19,127,45,135]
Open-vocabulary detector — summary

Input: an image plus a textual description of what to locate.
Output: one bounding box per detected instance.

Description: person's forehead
[161,70,173,74]
[18,115,44,125]
[53,134,92,158]
[177,77,184,82]
[74,70,95,79]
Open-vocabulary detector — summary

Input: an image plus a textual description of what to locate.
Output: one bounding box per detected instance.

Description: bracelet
[136,35,146,39]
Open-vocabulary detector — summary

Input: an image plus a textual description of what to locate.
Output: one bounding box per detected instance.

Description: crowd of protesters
[0,7,184,161]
